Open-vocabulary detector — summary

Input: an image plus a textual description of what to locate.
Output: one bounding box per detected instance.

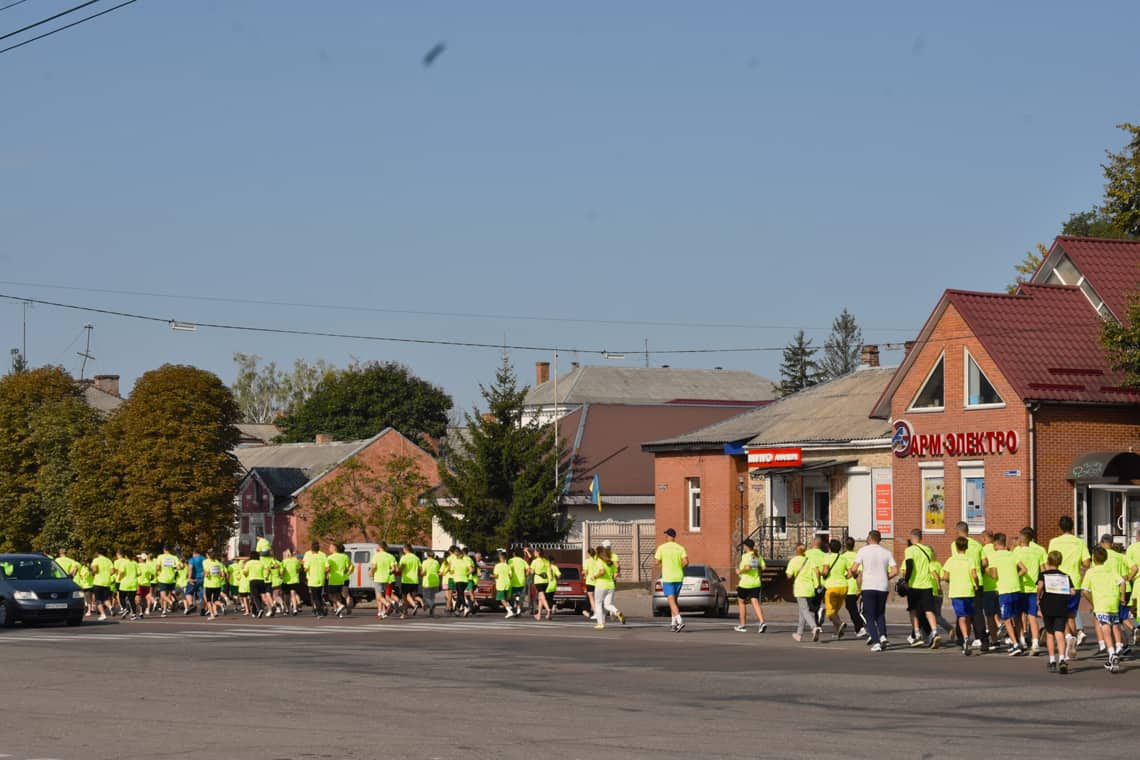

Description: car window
[352,551,370,563]
[556,566,580,580]
[682,565,706,578]
[3,558,68,581]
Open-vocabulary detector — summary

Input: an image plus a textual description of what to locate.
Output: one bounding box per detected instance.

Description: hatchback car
[0,553,85,627]
[651,563,729,617]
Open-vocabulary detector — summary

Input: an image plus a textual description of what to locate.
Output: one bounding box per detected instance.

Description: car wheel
[718,595,730,618]
[0,600,15,628]
[66,614,83,627]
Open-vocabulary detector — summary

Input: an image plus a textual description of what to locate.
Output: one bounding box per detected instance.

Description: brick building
[871,236,1140,562]
[643,364,894,582]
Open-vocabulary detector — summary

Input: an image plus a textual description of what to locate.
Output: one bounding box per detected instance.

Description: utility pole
[77,324,95,380]
[644,338,650,368]
[553,350,559,488]
[22,300,29,368]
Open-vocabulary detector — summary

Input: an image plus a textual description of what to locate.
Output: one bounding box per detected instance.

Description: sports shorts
[981,590,999,617]
[495,590,510,601]
[1020,592,1038,617]
[92,585,111,603]
[662,581,683,598]
[824,587,847,618]
[907,588,935,614]
[1067,592,1081,614]
[205,587,221,602]
[156,582,176,593]
[998,593,1021,621]
[1042,615,1068,634]
[284,582,301,593]
[737,586,761,602]
[951,597,975,618]
[249,580,266,596]
[402,583,419,596]
[1096,612,1121,626]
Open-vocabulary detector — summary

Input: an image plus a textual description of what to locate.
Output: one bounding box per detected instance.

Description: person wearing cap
[734,538,767,633]
[602,539,621,579]
[655,528,688,632]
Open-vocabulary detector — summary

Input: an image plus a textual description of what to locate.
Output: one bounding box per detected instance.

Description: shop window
[769,476,788,538]
[921,467,945,533]
[965,350,1003,407]
[960,466,985,531]
[687,477,701,532]
[909,355,944,411]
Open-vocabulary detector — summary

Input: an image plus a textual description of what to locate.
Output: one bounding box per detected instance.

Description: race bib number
[1044,574,1071,594]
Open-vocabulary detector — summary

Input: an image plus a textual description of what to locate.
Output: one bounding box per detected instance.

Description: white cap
[601,539,612,548]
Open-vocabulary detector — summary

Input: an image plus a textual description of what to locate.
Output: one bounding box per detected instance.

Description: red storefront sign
[747,447,803,468]
[891,419,1019,459]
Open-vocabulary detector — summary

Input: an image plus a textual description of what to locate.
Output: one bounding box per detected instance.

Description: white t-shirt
[853,544,897,592]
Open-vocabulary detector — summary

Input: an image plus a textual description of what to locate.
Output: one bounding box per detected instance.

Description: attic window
[965,350,1003,407]
[1053,254,1081,285]
[909,355,944,411]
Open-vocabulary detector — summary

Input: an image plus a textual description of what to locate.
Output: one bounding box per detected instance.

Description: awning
[1068,451,1140,483]
[759,459,857,476]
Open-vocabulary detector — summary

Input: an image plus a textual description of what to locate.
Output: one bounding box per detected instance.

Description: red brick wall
[653,450,747,582]
[889,303,1030,562]
[1034,405,1140,545]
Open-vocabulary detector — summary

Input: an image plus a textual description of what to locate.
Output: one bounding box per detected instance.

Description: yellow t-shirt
[654,542,687,583]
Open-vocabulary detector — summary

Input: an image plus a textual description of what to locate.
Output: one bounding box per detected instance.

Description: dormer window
[965,349,1003,408]
[909,354,944,411]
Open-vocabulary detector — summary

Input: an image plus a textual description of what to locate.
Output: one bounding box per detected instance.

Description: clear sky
[2,1,1137,414]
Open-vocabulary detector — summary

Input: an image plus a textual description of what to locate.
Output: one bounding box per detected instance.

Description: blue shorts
[1096,612,1121,626]
[1067,592,1081,613]
[951,598,975,618]
[1020,592,1038,617]
[998,593,1021,621]
[662,581,683,598]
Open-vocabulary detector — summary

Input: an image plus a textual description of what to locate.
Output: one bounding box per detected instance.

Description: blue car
[0,554,85,627]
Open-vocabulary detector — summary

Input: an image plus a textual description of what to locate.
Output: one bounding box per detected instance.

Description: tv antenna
[77,323,95,380]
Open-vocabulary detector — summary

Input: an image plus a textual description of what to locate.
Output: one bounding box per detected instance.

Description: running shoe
[906,633,917,646]
[758,622,767,634]
[836,622,848,640]
[1030,642,1040,657]
[929,634,942,650]
[1076,630,1088,648]
[1047,661,1057,673]
[870,643,882,652]
[675,621,685,632]
[594,624,605,631]
[97,614,107,622]
[792,633,802,642]
[812,627,821,642]
[1065,635,1077,660]
[1007,645,1023,657]
[670,622,679,632]
[582,610,591,619]
[618,612,626,625]
[1119,645,1132,657]
[733,625,748,633]
[910,637,925,648]
[963,643,971,656]
[1058,660,1069,674]
[855,628,867,638]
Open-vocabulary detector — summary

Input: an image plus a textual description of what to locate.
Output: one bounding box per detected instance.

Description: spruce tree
[820,309,863,379]
[778,330,823,397]
[433,354,567,550]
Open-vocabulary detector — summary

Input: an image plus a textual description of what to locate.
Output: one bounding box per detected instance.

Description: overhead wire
[0,0,101,41]
[0,0,137,56]
[0,0,34,13]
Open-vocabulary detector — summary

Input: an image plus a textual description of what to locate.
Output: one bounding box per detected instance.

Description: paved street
[1,603,1135,760]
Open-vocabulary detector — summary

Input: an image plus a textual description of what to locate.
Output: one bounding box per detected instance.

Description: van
[344,543,434,601]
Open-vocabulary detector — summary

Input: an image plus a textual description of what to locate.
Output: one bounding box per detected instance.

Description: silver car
[651,564,729,617]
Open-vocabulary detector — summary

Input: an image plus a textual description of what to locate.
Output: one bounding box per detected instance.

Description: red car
[475,563,588,615]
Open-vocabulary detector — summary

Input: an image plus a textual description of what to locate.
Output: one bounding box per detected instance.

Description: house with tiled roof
[871,236,1140,562]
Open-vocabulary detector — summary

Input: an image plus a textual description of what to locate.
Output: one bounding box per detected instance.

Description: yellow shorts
[825,587,847,618]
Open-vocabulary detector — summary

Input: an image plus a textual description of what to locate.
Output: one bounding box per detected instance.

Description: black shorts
[981,590,999,618]
[283,582,301,593]
[156,582,176,593]
[402,583,419,596]
[92,585,111,603]
[737,586,761,601]
[907,588,935,614]
[205,587,221,602]
[249,580,266,596]
[1043,615,1068,634]
[585,584,595,594]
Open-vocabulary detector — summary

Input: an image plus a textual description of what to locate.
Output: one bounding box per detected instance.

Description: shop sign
[872,468,893,538]
[891,419,1018,459]
[747,447,803,468]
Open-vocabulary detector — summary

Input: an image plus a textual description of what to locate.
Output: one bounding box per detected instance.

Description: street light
[737,475,746,550]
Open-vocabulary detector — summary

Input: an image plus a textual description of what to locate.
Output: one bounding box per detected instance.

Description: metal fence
[750,520,849,562]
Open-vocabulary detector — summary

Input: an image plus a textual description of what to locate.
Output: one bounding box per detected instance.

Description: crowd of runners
[39,515,1140,675]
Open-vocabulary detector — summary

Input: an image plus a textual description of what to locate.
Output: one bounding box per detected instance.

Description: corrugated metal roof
[644,368,895,451]
[82,385,123,415]
[524,365,776,407]
[233,435,377,477]
[1050,236,1140,322]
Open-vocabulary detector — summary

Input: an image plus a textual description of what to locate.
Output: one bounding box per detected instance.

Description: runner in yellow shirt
[733,538,767,633]
[1082,546,1127,673]
[655,528,689,632]
[529,548,553,621]
[1048,515,1091,657]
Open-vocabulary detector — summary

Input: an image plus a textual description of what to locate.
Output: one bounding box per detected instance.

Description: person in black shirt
[1038,550,1077,674]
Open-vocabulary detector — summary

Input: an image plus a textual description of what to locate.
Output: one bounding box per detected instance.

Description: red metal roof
[1052,236,1140,322]
[947,284,1130,404]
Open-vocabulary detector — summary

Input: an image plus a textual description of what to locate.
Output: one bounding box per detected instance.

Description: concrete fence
[580,519,657,584]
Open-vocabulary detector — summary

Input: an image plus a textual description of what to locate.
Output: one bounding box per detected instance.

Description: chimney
[859,345,880,368]
[315,434,332,445]
[904,341,917,359]
[93,374,120,397]
[535,361,550,385]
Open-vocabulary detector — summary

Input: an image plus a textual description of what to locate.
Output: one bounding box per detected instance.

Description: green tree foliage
[231,353,335,424]
[432,355,567,550]
[0,367,95,552]
[1102,297,1140,388]
[1007,243,1049,294]
[278,360,452,445]
[778,331,823,396]
[28,395,102,553]
[1102,123,1140,238]
[1061,209,1129,238]
[820,309,863,379]
[72,365,241,553]
[304,454,432,545]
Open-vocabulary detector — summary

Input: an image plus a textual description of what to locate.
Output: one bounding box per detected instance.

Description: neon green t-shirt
[654,542,688,583]
[842,550,859,595]
[281,557,301,585]
[493,561,512,591]
[114,558,138,592]
[980,543,998,592]
[372,551,397,583]
[137,560,156,586]
[592,560,617,590]
[327,552,352,585]
[529,556,550,585]
[1047,534,1091,590]
[507,557,526,587]
[1083,564,1124,614]
[266,558,283,587]
[237,570,251,594]
[904,544,934,590]
[546,563,561,592]
[227,563,242,587]
[1013,543,1046,593]
[737,552,765,590]
[244,558,265,582]
[90,556,114,587]
[929,560,943,597]
[787,555,818,598]
[303,551,328,587]
[203,559,225,588]
[942,554,976,599]
[74,564,93,589]
[156,553,180,585]
[1105,548,1129,584]
[398,553,421,585]
[824,552,852,590]
[56,555,78,578]
[421,557,441,588]
[989,549,1022,595]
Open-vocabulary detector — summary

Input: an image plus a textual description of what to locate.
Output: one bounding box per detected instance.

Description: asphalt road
[0,604,1134,760]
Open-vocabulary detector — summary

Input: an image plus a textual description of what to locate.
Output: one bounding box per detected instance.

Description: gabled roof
[558,403,756,497]
[81,384,123,415]
[1039,236,1140,322]
[645,368,895,452]
[233,432,382,486]
[236,423,281,446]
[524,365,777,407]
[248,467,311,497]
[871,283,1134,418]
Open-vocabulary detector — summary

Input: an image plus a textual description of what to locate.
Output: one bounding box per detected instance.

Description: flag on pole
[589,474,602,512]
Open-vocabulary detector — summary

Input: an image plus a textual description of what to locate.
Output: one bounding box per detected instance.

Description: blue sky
[2,1,1137,414]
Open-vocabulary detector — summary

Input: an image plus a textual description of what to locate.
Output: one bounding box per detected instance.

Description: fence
[750,520,849,562]
[580,520,656,583]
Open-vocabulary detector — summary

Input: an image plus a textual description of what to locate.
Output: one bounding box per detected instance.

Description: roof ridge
[1056,235,1140,244]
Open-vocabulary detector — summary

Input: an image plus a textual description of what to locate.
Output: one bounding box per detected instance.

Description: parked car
[476,562,588,615]
[0,554,85,627]
[651,564,730,617]
[344,543,434,601]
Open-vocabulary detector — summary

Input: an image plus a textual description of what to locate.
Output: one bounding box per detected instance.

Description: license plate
[45,603,68,610]
[557,585,571,592]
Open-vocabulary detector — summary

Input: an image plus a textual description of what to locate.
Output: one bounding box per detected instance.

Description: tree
[278,361,452,445]
[231,353,334,424]
[778,331,823,396]
[1007,242,1049,294]
[1061,209,1129,239]
[0,366,92,552]
[303,454,432,545]
[432,354,567,550]
[1102,122,1140,238]
[28,395,102,553]
[820,309,862,379]
[9,349,26,375]
[1102,296,1140,388]
[72,365,242,553]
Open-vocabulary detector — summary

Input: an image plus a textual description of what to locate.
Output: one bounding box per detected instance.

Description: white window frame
[687,477,701,532]
[907,352,946,413]
[963,347,1005,410]
[960,463,985,532]
[919,463,946,535]
[767,475,788,539]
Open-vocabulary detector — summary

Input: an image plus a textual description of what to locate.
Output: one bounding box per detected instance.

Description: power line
[0,279,916,333]
[0,0,101,41]
[0,0,137,56]
[0,0,34,13]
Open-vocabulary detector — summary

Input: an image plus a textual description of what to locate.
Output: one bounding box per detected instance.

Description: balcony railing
[748,519,849,562]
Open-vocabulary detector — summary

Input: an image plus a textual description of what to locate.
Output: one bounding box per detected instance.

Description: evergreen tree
[778,330,823,396]
[820,309,863,379]
[432,354,567,550]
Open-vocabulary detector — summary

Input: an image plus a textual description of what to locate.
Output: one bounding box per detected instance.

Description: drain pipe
[1027,402,1038,531]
